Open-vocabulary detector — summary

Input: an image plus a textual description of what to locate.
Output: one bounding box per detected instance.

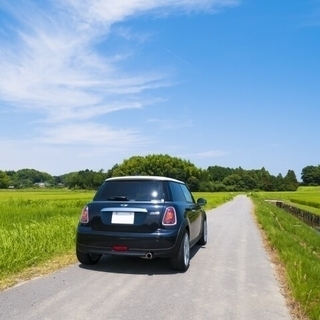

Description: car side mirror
[196,198,207,206]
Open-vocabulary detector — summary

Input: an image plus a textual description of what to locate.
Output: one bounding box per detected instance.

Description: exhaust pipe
[145,252,153,259]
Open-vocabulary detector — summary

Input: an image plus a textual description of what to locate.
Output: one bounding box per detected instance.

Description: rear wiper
[106,196,130,201]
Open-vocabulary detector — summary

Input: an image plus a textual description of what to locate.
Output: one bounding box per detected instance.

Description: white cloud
[0,0,240,173]
[0,1,171,113]
[0,0,240,113]
[36,122,150,147]
[62,0,240,25]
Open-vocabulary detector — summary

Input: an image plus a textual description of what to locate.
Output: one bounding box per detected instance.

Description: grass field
[193,191,235,210]
[0,189,94,287]
[0,189,233,289]
[253,187,320,216]
[251,187,320,319]
[251,195,320,320]
[1,188,320,318]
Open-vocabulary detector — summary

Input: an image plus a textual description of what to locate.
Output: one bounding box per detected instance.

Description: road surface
[0,195,291,319]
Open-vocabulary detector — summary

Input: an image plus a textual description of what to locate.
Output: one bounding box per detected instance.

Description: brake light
[112,246,128,251]
[162,207,177,225]
[80,206,89,223]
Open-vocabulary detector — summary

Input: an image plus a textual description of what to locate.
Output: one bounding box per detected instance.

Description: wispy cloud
[35,123,149,147]
[0,0,239,106]
[162,46,194,67]
[62,0,240,25]
[0,1,170,111]
[0,0,240,157]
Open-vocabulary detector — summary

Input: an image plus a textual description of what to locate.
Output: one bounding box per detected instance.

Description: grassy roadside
[0,190,93,290]
[193,191,236,210]
[0,252,77,291]
[251,195,320,320]
[257,189,320,216]
[0,190,234,291]
[2,188,320,319]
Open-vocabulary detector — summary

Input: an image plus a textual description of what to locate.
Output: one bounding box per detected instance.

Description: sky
[0,0,319,179]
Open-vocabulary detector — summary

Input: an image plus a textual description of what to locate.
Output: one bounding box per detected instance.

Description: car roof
[105,175,184,184]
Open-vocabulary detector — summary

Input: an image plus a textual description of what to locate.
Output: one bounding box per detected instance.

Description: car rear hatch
[89,178,169,233]
[90,201,166,233]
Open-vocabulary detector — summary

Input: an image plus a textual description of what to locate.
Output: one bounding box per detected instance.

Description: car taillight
[162,207,177,226]
[112,246,128,251]
[80,206,89,223]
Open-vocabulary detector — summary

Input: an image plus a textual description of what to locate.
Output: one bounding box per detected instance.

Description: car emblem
[150,211,160,215]
[120,204,128,207]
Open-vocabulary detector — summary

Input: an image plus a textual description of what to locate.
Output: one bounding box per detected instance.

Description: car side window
[169,182,186,202]
[180,184,195,203]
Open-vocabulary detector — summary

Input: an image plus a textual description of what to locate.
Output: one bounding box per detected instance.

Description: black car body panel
[76,176,207,269]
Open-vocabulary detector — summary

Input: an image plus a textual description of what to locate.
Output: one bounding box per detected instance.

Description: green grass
[251,194,320,319]
[1,217,75,272]
[0,188,94,201]
[0,189,94,281]
[2,187,320,319]
[193,192,236,210]
[297,186,320,192]
[0,190,233,282]
[255,190,320,216]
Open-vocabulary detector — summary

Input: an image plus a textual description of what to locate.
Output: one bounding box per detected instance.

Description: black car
[76,176,207,271]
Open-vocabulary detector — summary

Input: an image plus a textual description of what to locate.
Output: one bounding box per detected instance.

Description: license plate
[111,212,134,224]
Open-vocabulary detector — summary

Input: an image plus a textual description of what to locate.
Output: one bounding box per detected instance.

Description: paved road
[0,195,291,320]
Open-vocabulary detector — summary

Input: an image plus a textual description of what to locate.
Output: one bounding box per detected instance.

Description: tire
[197,219,207,246]
[76,250,101,265]
[170,231,190,272]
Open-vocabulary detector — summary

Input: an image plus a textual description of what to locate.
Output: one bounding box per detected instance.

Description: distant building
[34,182,46,188]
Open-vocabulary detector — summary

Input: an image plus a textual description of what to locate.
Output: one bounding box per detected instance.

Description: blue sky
[0,0,319,179]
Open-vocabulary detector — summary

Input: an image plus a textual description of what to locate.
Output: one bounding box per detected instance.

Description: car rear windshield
[94,180,165,202]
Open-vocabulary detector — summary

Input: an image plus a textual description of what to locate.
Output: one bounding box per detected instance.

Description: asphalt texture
[0,195,292,320]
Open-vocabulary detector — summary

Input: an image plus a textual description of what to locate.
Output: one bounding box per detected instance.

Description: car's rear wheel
[76,250,101,265]
[170,231,190,272]
[197,219,207,245]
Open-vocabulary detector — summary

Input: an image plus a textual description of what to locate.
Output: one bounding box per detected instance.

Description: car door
[169,182,202,242]
[179,183,202,242]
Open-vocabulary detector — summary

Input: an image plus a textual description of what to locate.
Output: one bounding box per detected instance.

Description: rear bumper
[76,226,182,258]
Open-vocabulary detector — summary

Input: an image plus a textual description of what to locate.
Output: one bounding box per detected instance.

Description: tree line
[0,154,319,192]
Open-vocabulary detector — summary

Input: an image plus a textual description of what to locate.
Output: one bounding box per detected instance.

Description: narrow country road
[0,195,291,320]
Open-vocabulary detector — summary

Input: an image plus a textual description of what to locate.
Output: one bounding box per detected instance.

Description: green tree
[63,172,79,189]
[241,172,258,190]
[199,181,215,192]
[301,165,320,186]
[257,167,274,191]
[271,174,285,191]
[0,170,10,188]
[66,169,106,189]
[207,165,233,182]
[222,174,244,191]
[14,169,54,186]
[187,176,200,192]
[283,170,299,191]
[212,182,227,192]
[111,154,202,183]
